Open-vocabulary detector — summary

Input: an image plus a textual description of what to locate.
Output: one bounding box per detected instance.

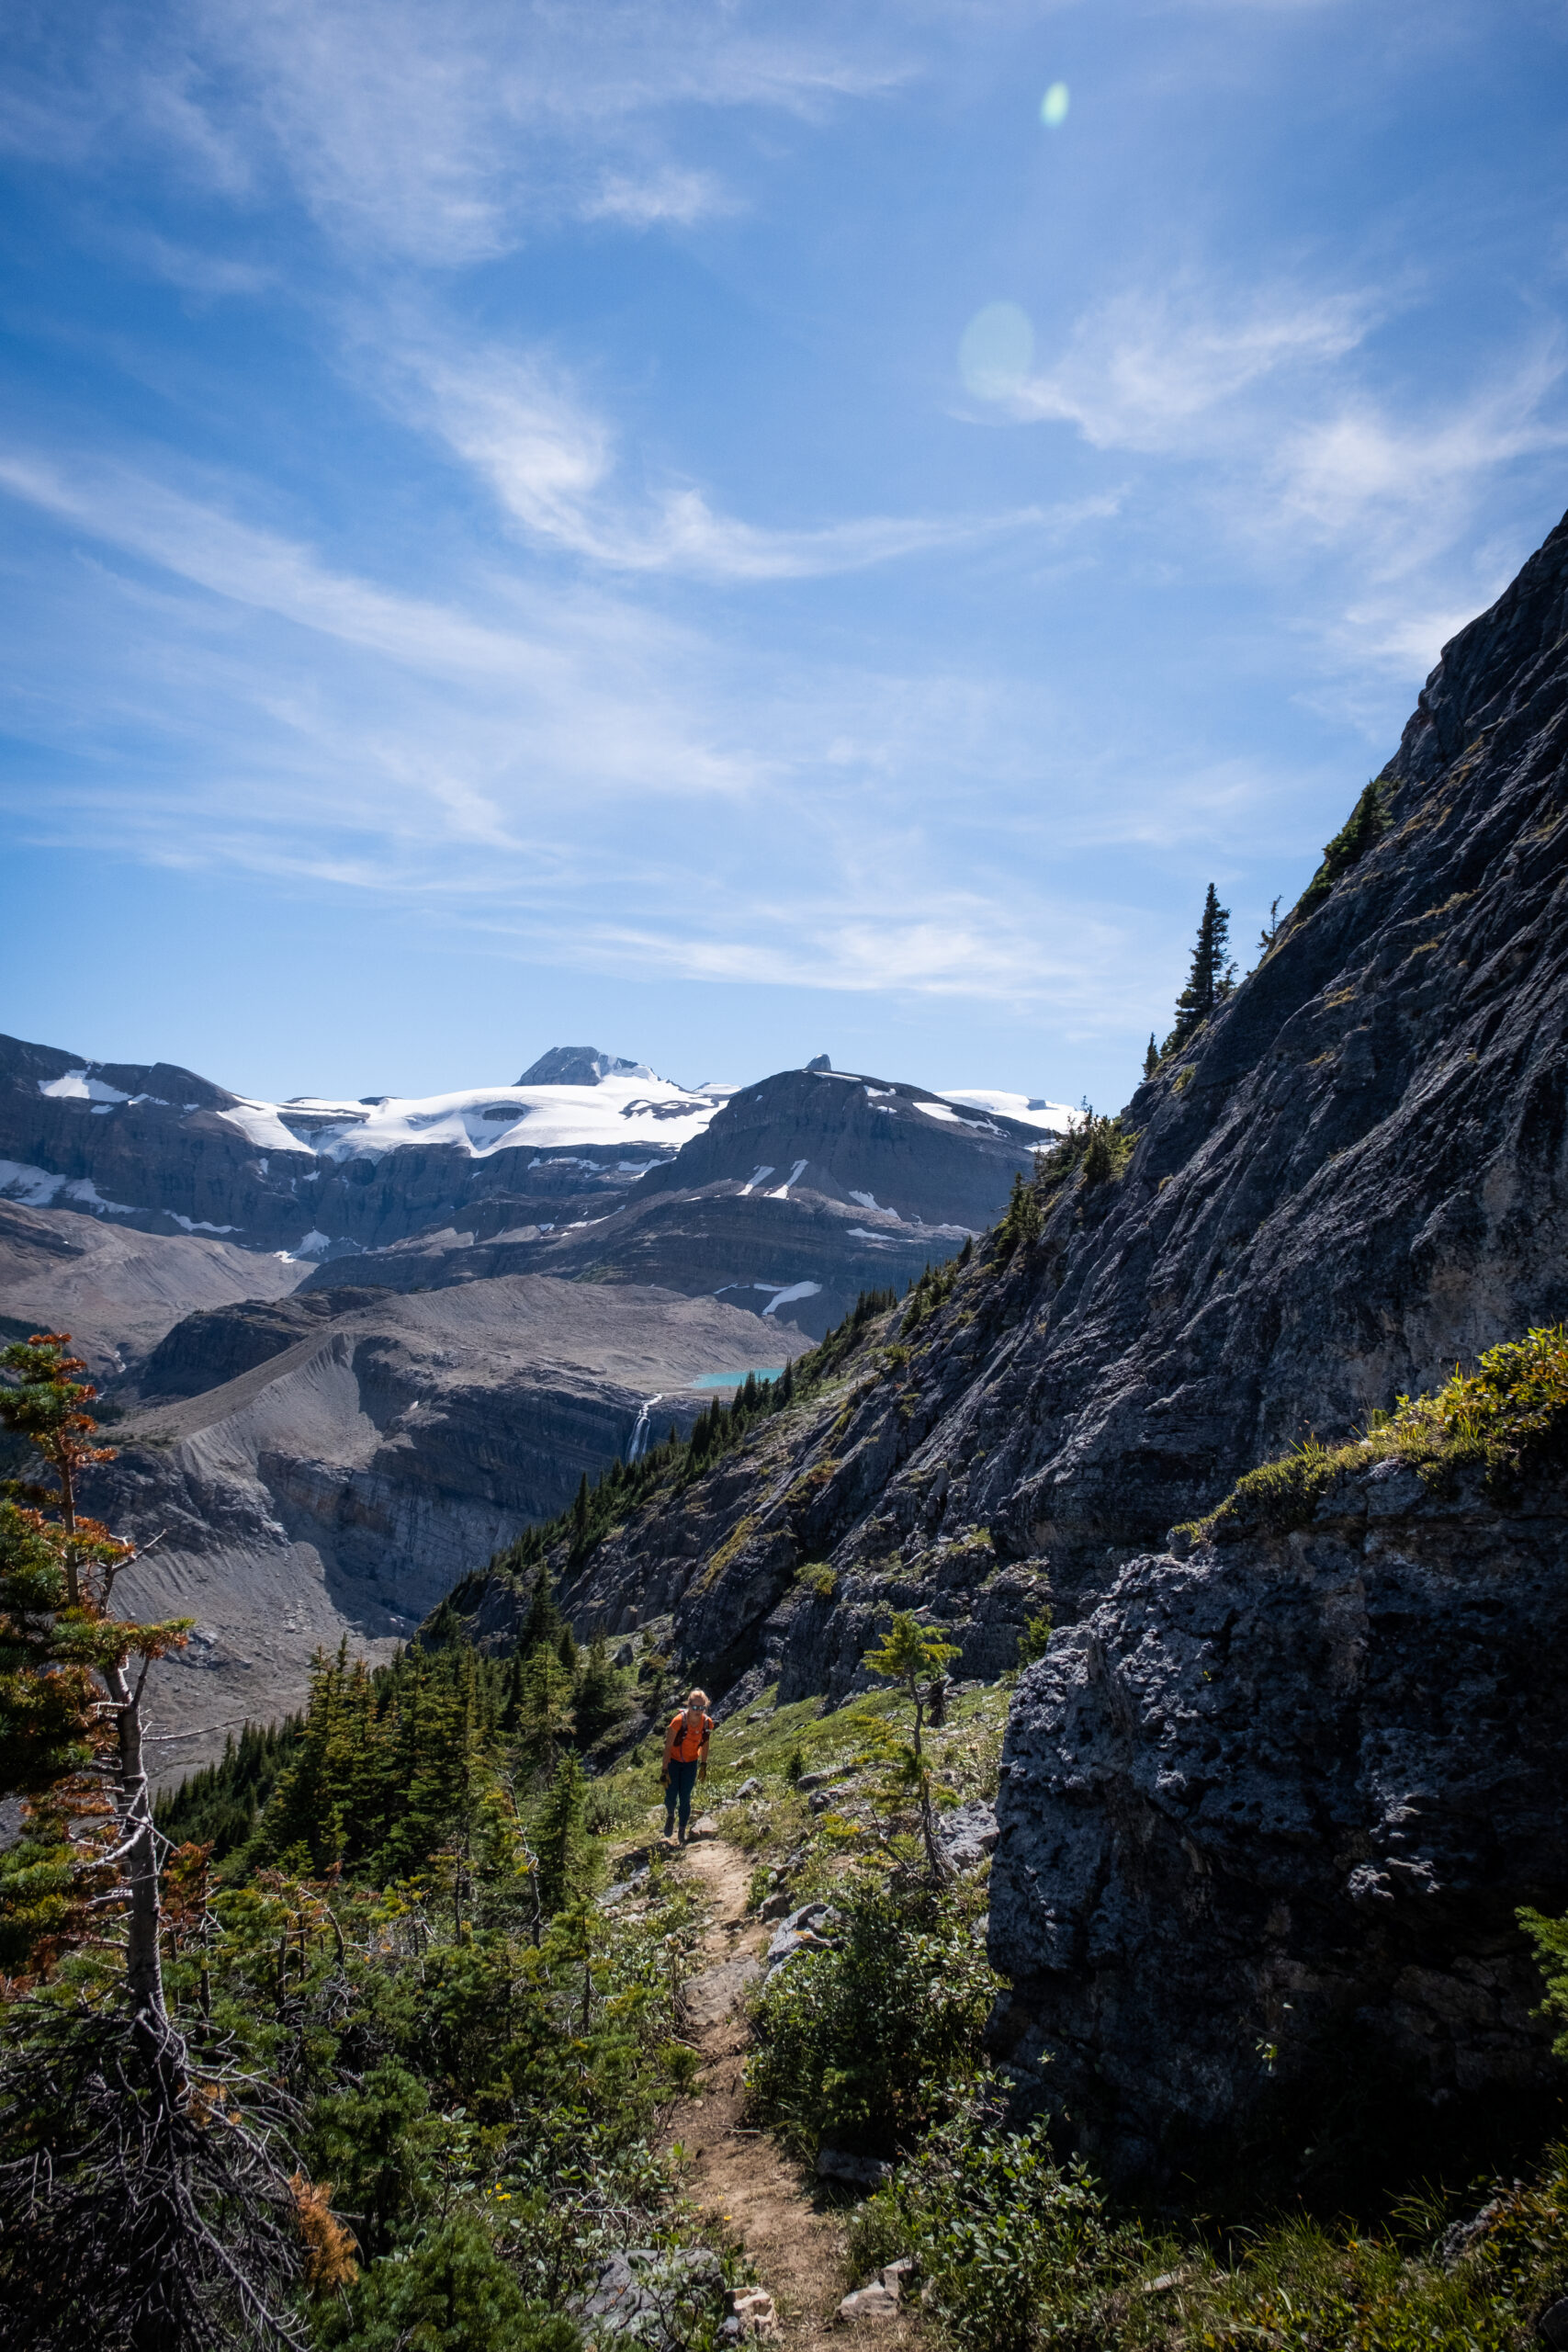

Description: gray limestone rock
[576,2247,723,2346]
[937,1799,998,1872]
[987,1469,1568,2181]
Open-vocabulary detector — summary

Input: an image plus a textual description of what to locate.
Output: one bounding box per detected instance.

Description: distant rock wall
[987,1463,1568,2181]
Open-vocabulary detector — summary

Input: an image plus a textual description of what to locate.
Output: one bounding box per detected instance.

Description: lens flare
[1041,81,1070,129]
[958,302,1034,402]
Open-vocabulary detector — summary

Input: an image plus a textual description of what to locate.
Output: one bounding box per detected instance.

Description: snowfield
[933,1089,1075,1134]
[214,1072,732,1164]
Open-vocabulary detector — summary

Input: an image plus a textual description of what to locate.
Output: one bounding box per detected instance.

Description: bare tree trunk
[102,1653,169,2039]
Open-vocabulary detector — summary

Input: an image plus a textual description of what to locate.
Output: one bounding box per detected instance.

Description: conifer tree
[519,1566,563,1657]
[531,1752,589,1916]
[572,1633,627,1754]
[513,1642,575,1786]
[1165,883,1235,1055]
[0,1336,190,2018]
[1144,1032,1159,1080]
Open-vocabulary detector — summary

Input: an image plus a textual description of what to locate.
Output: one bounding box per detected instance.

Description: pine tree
[1165,883,1234,1055]
[0,1335,190,2015]
[572,1634,627,1754]
[531,1753,589,1917]
[1143,1033,1159,1080]
[518,1566,562,1658]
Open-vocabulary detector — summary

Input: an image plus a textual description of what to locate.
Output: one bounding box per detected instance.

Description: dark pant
[664,1758,699,1831]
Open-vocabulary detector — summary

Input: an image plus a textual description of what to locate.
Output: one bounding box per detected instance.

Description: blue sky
[1,0,1564,1107]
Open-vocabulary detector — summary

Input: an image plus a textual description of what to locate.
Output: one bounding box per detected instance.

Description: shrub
[1015,1609,1053,1667]
[1079,1115,1133,1185]
[745,1882,998,2154]
[313,2210,578,2352]
[848,2109,1141,2352]
[1293,776,1388,922]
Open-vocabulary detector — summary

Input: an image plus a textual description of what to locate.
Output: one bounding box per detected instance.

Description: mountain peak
[513,1046,655,1088]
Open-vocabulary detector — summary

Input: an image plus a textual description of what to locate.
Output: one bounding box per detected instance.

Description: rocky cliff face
[987,1459,1568,2184]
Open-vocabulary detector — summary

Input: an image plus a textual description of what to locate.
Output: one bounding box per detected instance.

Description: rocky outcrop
[761,500,1568,1612]
[987,1460,1568,2184]
[455,509,1568,1702]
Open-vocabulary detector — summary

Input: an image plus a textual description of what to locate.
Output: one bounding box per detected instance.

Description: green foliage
[1181,1323,1568,1543]
[1164,881,1235,1055]
[572,1634,630,1755]
[1079,1113,1134,1185]
[1016,1607,1053,1667]
[997,1170,1043,1254]
[1143,1032,1159,1080]
[0,1501,96,1795]
[746,1882,999,2154]
[1294,777,1388,922]
[901,1257,964,1335]
[1520,1907,1568,2059]
[531,1754,592,1917]
[1024,1110,1134,1206]
[313,2211,576,2352]
[155,1716,302,1860]
[850,2109,1139,2352]
[852,2115,1568,2352]
[863,1611,959,1696]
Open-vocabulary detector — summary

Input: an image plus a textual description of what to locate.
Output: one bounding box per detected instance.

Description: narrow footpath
[662,1837,920,2351]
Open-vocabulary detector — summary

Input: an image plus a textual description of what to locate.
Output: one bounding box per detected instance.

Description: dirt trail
[662,1836,919,2351]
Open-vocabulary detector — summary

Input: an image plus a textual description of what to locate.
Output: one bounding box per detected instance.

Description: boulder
[937,1798,998,1872]
[577,2246,723,2345]
[987,1472,1568,2183]
[817,2148,892,2187]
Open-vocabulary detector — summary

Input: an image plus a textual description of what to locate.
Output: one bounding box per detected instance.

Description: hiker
[661,1687,713,1843]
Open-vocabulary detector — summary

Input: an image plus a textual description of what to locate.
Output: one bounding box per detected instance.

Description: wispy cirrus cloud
[1010,280,1381,452]
[397,341,1073,579]
[1,0,915,263]
[1272,345,1568,550]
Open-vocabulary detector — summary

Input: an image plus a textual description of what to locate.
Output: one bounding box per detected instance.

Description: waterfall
[627,1394,663,1464]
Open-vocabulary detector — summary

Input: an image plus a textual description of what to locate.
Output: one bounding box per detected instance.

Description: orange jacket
[664,1708,713,1766]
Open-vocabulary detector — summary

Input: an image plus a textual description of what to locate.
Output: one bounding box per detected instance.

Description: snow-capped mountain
[1,1034,1069,1273]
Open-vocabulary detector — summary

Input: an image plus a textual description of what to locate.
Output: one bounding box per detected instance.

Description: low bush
[848,2108,1142,2352]
[745,1881,998,2155]
[851,2114,1568,2352]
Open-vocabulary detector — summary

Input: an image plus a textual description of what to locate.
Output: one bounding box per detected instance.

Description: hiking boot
[678,1825,688,1846]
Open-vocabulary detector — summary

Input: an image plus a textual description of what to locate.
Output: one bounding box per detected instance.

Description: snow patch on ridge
[37,1070,131,1105]
[935,1089,1073,1133]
